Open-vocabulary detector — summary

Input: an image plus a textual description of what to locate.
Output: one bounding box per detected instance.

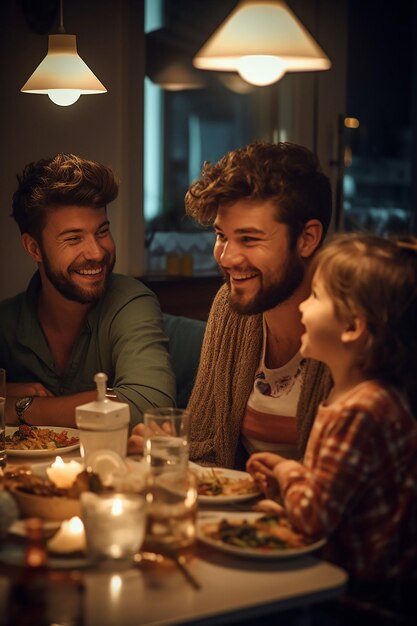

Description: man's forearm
[5,390,97,427]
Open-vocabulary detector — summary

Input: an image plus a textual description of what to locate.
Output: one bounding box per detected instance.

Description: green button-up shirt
[0,272,176,426]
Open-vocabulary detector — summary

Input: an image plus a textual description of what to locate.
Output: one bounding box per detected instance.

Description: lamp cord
[58,0,65,34]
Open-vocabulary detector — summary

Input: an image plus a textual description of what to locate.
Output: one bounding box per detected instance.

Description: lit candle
[81,492,146,560]
[111,497,124,516]
[47,516,86,554]
[46,456,84,489]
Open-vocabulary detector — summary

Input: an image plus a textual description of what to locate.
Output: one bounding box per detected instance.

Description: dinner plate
[0,543,93,569]
[193,466,261,504]
[5,426,80,458]
[8,519,61,538]
[196,512,326,559]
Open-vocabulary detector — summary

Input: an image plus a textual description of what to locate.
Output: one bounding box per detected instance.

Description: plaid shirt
[277,381,417,581]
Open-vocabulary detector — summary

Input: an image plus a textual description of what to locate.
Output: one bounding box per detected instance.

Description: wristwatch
[15,396,34,426]
[105,387,118,400]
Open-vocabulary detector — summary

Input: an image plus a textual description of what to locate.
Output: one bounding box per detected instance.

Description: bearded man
[0,153,175,428]
[128,142,333,468]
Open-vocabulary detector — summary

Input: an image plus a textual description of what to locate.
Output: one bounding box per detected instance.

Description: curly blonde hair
[313,233,417,403]
[12,153,119,241]
[185,141,332,246]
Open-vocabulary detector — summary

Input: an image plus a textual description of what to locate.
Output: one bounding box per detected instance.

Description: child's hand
[246,452,286,473]
[246,452,286,499]
[252,499,286,515]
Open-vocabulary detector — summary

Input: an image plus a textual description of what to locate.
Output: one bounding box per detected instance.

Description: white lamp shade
[193,0,331,83]
[21,34,107,95]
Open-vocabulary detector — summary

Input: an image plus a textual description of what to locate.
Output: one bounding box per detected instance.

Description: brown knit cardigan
[187,284,333,469]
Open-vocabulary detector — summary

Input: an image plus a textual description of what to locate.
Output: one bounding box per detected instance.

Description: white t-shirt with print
[241,316,306,459]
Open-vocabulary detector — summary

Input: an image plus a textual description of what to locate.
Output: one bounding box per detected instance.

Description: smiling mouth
[73,267,104,277]
[229,271,258,283]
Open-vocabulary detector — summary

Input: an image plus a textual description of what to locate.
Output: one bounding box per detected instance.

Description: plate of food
[5,425,80,457]
[196,512,326,559]
[3,464,98,522]
[194,467,261,503]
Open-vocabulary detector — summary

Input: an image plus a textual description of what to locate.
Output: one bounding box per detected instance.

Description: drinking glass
[143,407,189,474]
[0,369,6,468]
[143,469,198,558]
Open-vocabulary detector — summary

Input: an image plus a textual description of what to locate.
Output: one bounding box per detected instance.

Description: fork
[134,545,202,590]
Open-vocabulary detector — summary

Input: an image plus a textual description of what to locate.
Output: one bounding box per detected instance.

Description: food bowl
[9,486,81,522]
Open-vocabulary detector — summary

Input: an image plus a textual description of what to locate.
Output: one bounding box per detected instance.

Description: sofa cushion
[162,314,206,408]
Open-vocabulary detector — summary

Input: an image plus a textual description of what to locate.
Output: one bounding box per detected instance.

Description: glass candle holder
[81,492,146,561]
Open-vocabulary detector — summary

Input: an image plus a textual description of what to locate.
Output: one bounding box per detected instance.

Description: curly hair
[12,153,119,240]
[313,233,417,406]
[185,141,332,246]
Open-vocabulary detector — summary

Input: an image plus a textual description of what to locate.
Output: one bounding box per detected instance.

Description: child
[247,233,417,583]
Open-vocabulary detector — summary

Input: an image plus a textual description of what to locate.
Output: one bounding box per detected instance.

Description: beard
[41,250,116,304]
[223,250,305,315]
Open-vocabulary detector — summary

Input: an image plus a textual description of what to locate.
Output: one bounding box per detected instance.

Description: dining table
[0,444,348,626]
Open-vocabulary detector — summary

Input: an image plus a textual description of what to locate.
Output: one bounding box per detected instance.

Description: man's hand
[6,382,54,397]
[5,390,97,427]
[127,423,145,455]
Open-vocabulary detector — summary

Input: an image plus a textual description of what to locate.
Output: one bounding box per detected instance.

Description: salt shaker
[75,373,130,465]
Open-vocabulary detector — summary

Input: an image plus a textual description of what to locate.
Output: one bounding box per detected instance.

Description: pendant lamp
[21,0,107,106]
[146,29,206,91]
[193,0,331,87]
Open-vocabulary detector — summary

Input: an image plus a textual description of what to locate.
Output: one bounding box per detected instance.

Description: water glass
[143,407,189,474]
[144,469,198,557]
[0,369,6,468]
[81,492,146,561]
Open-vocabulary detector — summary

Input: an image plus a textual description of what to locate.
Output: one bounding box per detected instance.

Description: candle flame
[111,498,123,516]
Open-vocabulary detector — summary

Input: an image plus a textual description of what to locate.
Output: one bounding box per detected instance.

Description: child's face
[299,272,347,366]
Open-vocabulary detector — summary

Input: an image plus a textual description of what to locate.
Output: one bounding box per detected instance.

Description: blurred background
[1,0,416,316]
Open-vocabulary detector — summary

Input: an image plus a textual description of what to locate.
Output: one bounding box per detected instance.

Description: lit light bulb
[236,56,286,86]
[47,89,81,106]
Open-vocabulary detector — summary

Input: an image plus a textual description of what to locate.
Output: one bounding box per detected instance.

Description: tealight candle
[46,456,84,489]
[47,516,86,554]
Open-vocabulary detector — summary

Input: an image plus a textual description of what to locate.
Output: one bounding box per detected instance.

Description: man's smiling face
[37,205,115,304]
[213,199,305,314]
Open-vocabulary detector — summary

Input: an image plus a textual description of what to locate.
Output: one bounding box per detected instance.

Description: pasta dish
[197,469,257,497]
[5,425,79,451]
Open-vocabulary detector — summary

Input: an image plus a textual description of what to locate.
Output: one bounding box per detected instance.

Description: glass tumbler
[143,407,189,474]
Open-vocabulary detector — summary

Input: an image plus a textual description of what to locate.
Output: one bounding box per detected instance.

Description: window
[144,0,300,275]
[143,0,347,275]
[342,0,416,236]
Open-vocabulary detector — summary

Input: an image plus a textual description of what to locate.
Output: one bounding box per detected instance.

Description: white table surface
[81,548,347,626]
[2,449,348,626]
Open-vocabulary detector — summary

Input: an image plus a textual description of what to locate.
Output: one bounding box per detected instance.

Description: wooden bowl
[9,487,81,522]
